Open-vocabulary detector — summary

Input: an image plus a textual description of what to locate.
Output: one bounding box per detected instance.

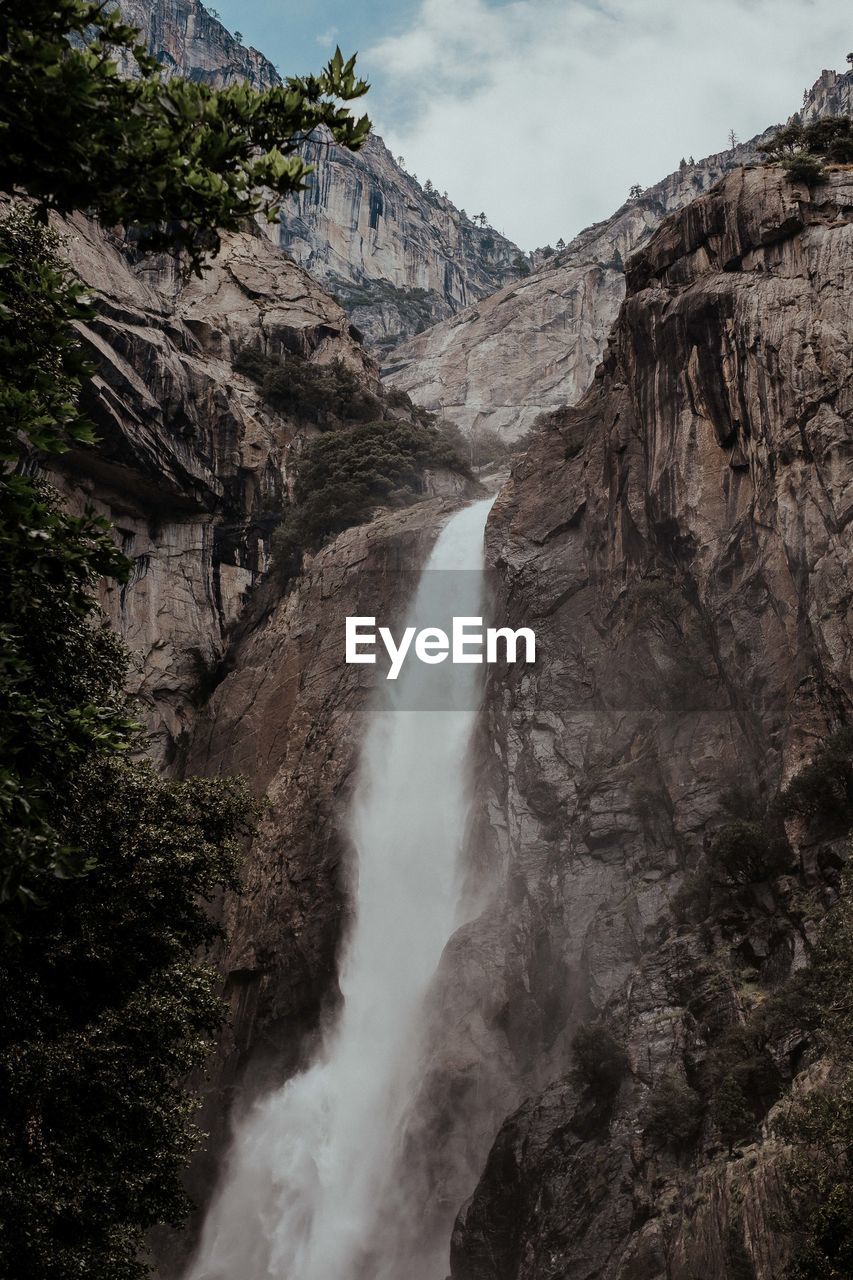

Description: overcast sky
[212,0,852,249]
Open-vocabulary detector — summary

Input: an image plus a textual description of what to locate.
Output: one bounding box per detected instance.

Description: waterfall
[188,496,496,1280]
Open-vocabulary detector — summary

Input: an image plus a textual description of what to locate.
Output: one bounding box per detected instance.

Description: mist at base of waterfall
[187,497,496,1280]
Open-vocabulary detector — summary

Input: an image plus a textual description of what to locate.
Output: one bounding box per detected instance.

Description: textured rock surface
[396,166,853,1280]
[120,0,522,352]
[280,134,522,354]
[116,0,279,89]
[150,497,463,1276]
[384,69,853,440]
[53,214,376,765]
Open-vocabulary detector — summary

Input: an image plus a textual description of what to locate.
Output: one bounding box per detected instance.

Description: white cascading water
[188,496,496,1280]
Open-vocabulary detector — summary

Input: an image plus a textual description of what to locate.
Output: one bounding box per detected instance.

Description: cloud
[365,0,851,248]
[316,25,340,47]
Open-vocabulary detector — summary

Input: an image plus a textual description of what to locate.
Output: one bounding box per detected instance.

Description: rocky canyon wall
[52,214,377,766]
[397,165,853,1280]
[117,0,523,352]
[384,69,853,442]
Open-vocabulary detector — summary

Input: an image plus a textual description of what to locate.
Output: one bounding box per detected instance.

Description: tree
[643,1072,702,1148]
[234,28,243,41]
[728,128,739,149]
[0,0,371,272]
[629,183,643,199]
[571,1023,630,1099]
[0,3,369,1271]
[556,236,566,250]
[714,1074,752,1153]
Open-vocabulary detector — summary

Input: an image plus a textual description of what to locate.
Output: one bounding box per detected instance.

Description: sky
[212,0,852,249]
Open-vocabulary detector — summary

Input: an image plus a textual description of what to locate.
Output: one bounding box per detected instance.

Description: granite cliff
[384,69,853,442]
[51,213,379,767]
[389,165,853,1280]
[117,0,523,352]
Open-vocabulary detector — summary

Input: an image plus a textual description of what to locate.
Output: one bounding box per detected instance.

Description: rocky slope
[52,214,377,766]
[119,0,523,352]
[384,68,853,441]
[383,166,853,1280]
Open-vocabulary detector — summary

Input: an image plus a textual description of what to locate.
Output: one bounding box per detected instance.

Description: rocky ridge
[384,68,853,441]
[118,0,523,352]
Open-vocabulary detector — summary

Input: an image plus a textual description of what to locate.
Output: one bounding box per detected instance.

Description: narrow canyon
[25,5,853,1278]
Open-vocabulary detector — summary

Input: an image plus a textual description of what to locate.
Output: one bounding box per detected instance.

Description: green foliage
[643,1072,702,1148]
[570,1022,630,1098]
[759,116,853,190]
[713,1073,753,1152]
[234,346,381,425]
[0,0,371,273]
[0,206,132,910]
[781,728,853,832]
[707,820,791,886]
[271,419,469,579]
[0,759,256,1280]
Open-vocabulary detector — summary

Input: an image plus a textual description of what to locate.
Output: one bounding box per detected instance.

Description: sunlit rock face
[384,68,853,442]
[52,214,377,766]
[400,166,853,1280]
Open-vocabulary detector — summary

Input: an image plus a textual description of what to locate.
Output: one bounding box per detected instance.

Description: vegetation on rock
[760,116,853,186]
[0,1,369,1271]
[271,419,469,580]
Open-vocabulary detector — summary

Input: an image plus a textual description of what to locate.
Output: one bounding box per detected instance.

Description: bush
[571,1022,630,1098]
[713,1073,754,1152]
[643,1072,702,1148]
[759,115,853,189]
[783,154,827,186]
[707,820,791,885]
[234,347,381,426]
[271,419,469,579]
[781,728,853,832]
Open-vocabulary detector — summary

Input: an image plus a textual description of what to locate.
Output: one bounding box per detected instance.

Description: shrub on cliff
[271,418,469,578]
[570,1022,630,1098]
[707,819,792,885]
[713,1073,754,1153]
[234,346,382,426]
[643,1072,703,1148]
[759,116,853,188]
[780,727,853,832]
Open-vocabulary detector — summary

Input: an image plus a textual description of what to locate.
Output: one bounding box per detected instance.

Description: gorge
[4,4,853,1280]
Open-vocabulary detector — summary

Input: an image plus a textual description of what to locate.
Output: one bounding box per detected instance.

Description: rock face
[396,166,853,1280]
[53,214,377,765]
[120,0,523,352]
[279,134,522,354]
[384,69,853,440]
[151,496,465,1277]
[115,0,279,89]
